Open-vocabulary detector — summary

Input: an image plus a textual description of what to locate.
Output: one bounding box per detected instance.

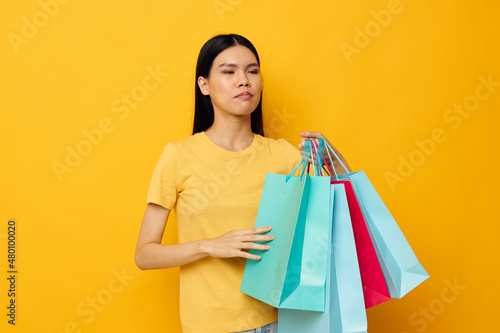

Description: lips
[235,91,253,99]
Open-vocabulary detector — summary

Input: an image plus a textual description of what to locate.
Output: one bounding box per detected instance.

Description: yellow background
[1,0,499,332]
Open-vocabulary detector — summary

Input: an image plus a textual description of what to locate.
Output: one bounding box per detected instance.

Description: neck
[204,114,255,152]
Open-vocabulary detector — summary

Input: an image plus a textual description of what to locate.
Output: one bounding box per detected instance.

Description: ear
[197,76,210,96]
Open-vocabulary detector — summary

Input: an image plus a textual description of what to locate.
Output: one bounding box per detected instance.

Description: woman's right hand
[200,226,274,260]
[135,203,274,270]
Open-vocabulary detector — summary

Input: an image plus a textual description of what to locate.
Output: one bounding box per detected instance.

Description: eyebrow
[218,62,259,68]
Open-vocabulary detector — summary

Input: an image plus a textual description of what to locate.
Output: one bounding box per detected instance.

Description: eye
[223,70,234,74]
[248,69,260,74]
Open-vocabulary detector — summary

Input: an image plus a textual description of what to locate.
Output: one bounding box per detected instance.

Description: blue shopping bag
[240,142,332,311]
[278,183,368,333]
[320,138,430,298]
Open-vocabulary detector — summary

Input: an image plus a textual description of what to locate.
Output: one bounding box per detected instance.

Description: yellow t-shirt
[147,132,301,333]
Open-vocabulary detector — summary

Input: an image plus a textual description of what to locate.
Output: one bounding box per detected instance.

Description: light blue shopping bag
[320,138,430,298]
[279,183,368,333]
[240,142,332,311]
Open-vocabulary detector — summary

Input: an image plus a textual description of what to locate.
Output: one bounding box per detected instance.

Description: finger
[236,248,263,260]
[231,226,271,237]
[298,137,318,151]
[249,226,273,234]
[240,234,274,242]
[298,131,323,139]
[241,242,271,251]
[298,137,308,150]
[242,252,262,260]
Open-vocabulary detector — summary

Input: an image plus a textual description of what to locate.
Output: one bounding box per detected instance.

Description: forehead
[212,45,258,67]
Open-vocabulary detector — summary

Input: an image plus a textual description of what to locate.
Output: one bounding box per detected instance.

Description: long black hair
[193,34,264,135]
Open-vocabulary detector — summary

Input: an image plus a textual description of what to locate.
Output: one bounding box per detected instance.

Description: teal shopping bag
[240,143,332,311]
[319,138,429,299]
[278,183,368,333]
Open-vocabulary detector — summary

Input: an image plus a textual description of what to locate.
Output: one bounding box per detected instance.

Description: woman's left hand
[298,131,328,151]
[298,131,352,175]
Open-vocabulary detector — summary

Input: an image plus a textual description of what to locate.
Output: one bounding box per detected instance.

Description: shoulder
[255,135,299,155]
[159,133,204,154]
[256,135,295,149]
[255,135,301,163]
[254,135,302,171]
[165,133,203,147]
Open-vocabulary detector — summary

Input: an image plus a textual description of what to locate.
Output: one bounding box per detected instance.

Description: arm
[298,131,352,175]
[135,203,274,270]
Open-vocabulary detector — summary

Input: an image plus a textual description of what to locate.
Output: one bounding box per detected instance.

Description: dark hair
[193,34,264,136]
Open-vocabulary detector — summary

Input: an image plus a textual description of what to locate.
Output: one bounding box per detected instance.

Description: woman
[135,34,350,333]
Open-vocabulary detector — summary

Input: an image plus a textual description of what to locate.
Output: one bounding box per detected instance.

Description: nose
[238,72,251,87]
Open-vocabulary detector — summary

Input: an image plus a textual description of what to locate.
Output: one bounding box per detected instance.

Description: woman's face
[198,45,263,119]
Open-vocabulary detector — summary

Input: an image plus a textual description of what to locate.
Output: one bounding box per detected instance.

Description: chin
[236,108,257,115]
[230,106,257,116]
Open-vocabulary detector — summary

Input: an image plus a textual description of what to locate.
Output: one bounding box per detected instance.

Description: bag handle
[311,139,331,178]
[286,140,314,182]
[302,139,324,177]
[286,138,348,181]
[311,138,350,178]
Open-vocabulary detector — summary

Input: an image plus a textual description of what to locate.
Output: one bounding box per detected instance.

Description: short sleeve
[146,143,180,210]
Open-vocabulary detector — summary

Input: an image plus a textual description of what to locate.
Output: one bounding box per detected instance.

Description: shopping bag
[240,141,332,311]
[278,183,368,333]
[311,139,390,308]
[319,138,430,298]
[333,179,391,308]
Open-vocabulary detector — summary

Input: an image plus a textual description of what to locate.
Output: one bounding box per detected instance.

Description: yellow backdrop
[1,0,498,332]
